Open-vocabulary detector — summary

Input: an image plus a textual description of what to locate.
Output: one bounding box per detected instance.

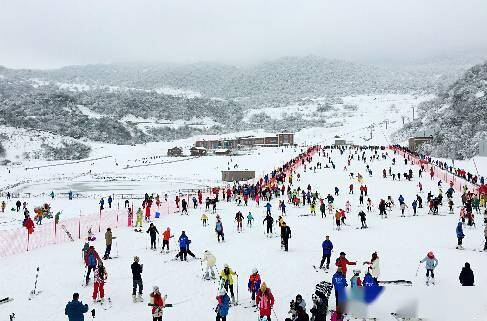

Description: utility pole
[402,115,406,125]
[411,106,415,120]
[384,120,388,130]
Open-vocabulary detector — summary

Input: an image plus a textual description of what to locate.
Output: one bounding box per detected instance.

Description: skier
[263,213,274,237]
[161,227,173,253]
[335,252,356,277]
[99,198,104,211]
[319,201,327,218]
[400,202,408,217]
[256,282,274,321]
[319,235,333,270]
[280,221,292,251]
[363,252,380,282]
[215,288,230,321]
[65,293,89,321]
[178,231,190,261]
[456,222,465,250]
[459,262,474,286]
[215,217,225,242]
[103,228,116,260]
[247,212,254,227]
[412,200,418,216]
[201,213,208,226]
[248,268,261,304]
[265,202,272,215]
[235,211,244,232]
[309,293,327,321]
[146,223,159,250]
[202,250,217,280]
[131,256,144,302]
[107,195,112,209]
[220,264,237,304]
[419,251,438,285]
[84,246,100,285]
[181,199,188,215]
[135,208,143,231]
[149,286,166,321]
[334,210,341,231]
[92,261,107,303]
[358,211,367,228]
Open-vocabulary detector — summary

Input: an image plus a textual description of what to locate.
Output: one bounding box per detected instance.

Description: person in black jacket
[459,262,474,286]
[280,222,292,251]
[146,223,159,250]
[131,256,144,302]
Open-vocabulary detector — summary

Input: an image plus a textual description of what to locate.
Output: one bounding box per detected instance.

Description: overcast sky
[1,0,487,69]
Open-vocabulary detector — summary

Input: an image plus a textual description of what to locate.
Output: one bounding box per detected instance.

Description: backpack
[88,253,96,266]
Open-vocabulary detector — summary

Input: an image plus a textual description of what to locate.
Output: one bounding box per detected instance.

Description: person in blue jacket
[319,235,333,269]
[332,267,347,313]
[265,202,272,215]
[65,293,89,321]
[456,222,465,250]
[398,195,404,205]
[178,231,189,261]
[412,200,418,216]
[107,195,112,208]
[215,288,231,321]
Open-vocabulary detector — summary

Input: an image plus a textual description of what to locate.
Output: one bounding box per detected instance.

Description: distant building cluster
[194,133,294,150]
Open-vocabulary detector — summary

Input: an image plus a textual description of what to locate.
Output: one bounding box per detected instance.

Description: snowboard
[378,280,412,286]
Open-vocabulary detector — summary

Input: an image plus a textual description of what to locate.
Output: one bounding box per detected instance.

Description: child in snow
[202,250,217,280]
[420,251,438,285]
[248,268,261,303]
[456,222,465,250]
[149,286,166,321]
[93,261,107,303]
[201,213,208,226]
[215,288,230,321]
[256,282,274,321]
[247,212,254,227]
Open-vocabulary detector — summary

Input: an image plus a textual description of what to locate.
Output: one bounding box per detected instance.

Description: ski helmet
[219,288,227,296]
[427,251,434,258]
[252,268,258,274]
[134,256,139,262]
[153,286,160,293]
[224,263,229,269]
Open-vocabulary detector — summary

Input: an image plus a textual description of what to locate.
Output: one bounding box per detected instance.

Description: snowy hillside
[394,60,487,159]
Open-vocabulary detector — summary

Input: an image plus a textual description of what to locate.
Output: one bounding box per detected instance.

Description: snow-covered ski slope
[1,146,486,321]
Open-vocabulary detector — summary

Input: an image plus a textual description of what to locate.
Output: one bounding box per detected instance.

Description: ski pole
[415,262,421,277]
[32,266,39,295]
[235,273,239,304]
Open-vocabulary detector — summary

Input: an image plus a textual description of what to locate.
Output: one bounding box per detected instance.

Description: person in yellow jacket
[220,264,238,303]
[201,213,208,227]
[310,201,317,215]
[135,208,143,230]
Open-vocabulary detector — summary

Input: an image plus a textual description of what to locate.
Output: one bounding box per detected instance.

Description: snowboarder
[215,288,230,321]
[149,286,166,321]
[419,251,438,285]
[256,282,274,321]
[459,262,474,286]
[92,261,107,303]
[146,223,159,250]
[248,268,261,303]
[319,235,333,269]
[65,293,89,321]
[202,250,217,280]
[131,256,144,302]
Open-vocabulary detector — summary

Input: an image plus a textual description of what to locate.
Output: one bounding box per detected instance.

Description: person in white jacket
[363,252,380,282]
[202,250,217,280]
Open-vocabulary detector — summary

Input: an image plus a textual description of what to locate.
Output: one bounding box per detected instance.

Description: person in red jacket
[149,286,166,321]
[335,252,356,277]
[84,246,101,285]
[23,215,35,234]
[256,282,275,321]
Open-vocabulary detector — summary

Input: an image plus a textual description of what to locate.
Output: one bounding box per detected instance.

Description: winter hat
[218,288,227,296]
[340,252,346,256]
[153,286,159,293]
[252,268,258,274]
[427,251,434,259]
[465,262,470,268]
[260,282,267,292]
[372,252,378,260]
[134,256,139,262]
[353,269,361,275]
[224,264,229,269]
